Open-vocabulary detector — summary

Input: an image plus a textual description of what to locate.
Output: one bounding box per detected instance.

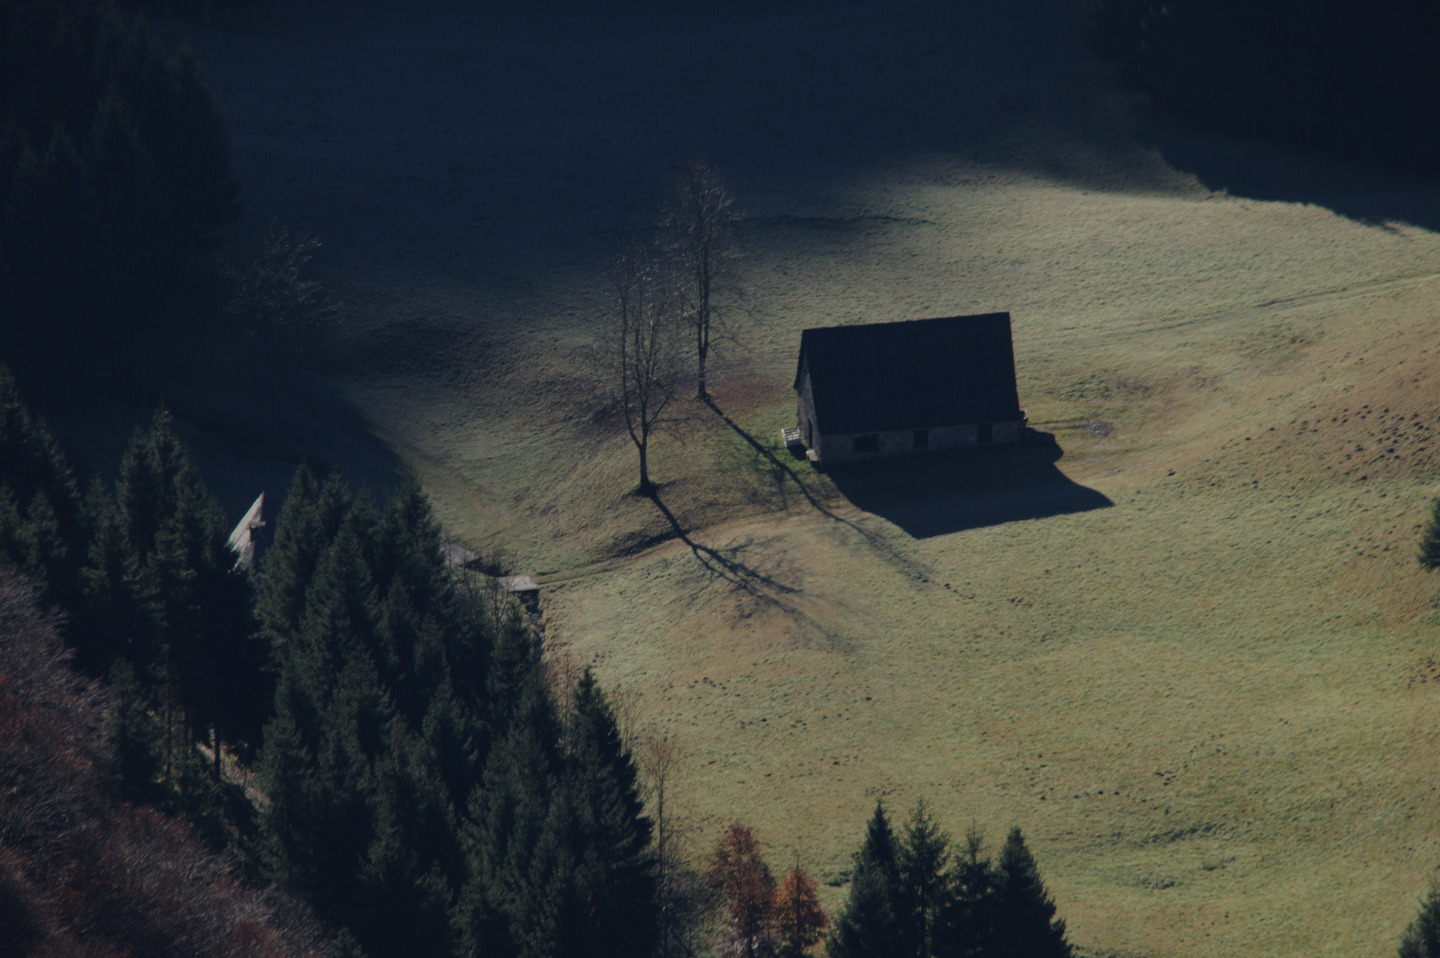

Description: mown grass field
[164,0,1440,953]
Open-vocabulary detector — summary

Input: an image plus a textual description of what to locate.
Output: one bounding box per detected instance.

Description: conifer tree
[828,803,904,958]
[257,698,318,889]
[990,827,1072,958]
[256,465,351,654]
[458,709,565,958]
[107,657,163,804]
[1400,882,1440,958]
[421,677,481,815]
[352,719,457,958]
[898,801,952,958]
[0,0,242,380]
[936,828,996,958]
[159,42,243,254]
[564,669,658,958]
[0,366,88,619]
[111,409,258,764]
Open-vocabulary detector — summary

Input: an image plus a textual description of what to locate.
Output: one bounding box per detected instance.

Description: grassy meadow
[153,0,1440,953]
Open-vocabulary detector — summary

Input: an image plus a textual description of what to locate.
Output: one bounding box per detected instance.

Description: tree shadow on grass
[703,397,839,519]
[826,433,1112,539]
[646,487,798,606]
[703,398,934,580]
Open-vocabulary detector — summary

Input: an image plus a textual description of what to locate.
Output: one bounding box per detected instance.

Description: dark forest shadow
[825,432,1111,539]
[42,359,406,523]
[1138,107,1440,232]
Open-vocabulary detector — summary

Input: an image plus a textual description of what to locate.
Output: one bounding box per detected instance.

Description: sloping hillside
[173,0,1440,954]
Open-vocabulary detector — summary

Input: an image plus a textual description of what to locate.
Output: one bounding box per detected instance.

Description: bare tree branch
[665,160,735,401]
[611,243,684,495]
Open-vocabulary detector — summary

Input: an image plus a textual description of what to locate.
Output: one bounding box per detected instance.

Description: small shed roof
[795,313,1023,434]
[226,493,265,571]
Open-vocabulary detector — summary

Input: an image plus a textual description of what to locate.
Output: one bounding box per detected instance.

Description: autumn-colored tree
[708,823,777,958]
[0,570,321,958]
[772,865,827,958]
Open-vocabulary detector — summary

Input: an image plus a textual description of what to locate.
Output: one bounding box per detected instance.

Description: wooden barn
[793,312,1026,464]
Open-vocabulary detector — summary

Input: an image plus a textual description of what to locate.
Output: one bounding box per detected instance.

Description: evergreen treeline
[0,0,241,388]
[0,368,660,958]
[1081,0,1440,171]
[255,467,658,958]
[0,365,268,832]
[827,802,1073,958]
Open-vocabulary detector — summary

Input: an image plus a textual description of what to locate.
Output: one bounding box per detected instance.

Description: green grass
[167,0,1440,954]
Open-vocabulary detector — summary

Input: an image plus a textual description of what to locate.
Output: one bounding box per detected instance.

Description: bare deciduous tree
[642,736,682,958]
[612,244,684,495]
[224,221,343,363]
[666,160,735,402]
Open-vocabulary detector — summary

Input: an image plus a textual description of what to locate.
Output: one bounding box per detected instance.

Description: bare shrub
[224,221,344,365]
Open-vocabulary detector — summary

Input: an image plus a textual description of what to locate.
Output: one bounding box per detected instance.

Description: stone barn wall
[816,419,1023,464]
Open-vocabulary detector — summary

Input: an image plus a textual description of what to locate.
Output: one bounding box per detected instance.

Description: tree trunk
[696,321,709,401]
[637,436,651,494]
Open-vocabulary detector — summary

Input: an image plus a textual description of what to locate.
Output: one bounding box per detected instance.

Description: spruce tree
[107,657,163,804]
[159,42,243,255]
[353,719,457,958]
[458,711,565,958]
[1401,882,1440,958]
[0,366,88,620]
[990,827,1072,958]
[112,409,258,762]
[257,697,318,890]
[564,669,658,958]
[898,801,952,958]
[827,802,905,958]
[937,828,996,958]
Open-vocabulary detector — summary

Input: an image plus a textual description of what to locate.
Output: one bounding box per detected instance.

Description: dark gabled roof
[794,313,1022,435]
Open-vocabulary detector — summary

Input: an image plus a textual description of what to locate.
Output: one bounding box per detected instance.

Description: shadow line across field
[1139,109,1440,233]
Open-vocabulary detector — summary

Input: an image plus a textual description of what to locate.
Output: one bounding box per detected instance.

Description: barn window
[853,434,879,454]
[913,429,929,449]
[977,423,993,444]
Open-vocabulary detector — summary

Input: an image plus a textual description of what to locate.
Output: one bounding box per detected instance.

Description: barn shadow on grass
[826,433,1111,539]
